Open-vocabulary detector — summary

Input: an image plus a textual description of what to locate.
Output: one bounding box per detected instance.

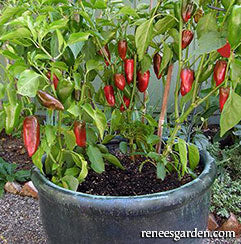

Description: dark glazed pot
[31,150,216,244]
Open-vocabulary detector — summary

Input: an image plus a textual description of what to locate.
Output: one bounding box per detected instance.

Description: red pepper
[137,70,150,93]
[182,2,194,23]
[120,96,130,112]
[74,121,86,147]
[217,41,231,58]
[213,60,227,86]
[23,116,40,157]
[153,53,162,79]
[124,59,134,84]
[180,68,194,96]
[219,87,230,112]
[47,72,59,90]
[118,40,127,60]
[114,74,126,91]
[104,85,115,107]
[182,30,194,49]
[99,45,111,66]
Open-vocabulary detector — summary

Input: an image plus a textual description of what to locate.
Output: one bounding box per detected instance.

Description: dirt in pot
[78,146,204,196]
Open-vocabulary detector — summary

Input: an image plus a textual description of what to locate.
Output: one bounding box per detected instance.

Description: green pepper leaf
[17,70,44,97]
[87,145,105,173]
[135,18,154,61]
[178,138,188,177]
[220,92,241,137]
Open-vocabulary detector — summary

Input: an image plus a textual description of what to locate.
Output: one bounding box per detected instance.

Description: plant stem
[191,54,205,103]
[174,9,183,120]
[156,64,173,154]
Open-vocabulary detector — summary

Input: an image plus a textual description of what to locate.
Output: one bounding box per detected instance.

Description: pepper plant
[0,0,241,191]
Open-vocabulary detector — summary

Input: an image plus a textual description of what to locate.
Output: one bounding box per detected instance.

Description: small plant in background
[0,157,30,197]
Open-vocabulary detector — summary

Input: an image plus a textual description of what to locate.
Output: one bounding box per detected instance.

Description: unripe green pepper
[3,103,21,135]
[199,64,214,82]
[57,79,74,102]
[228,5,241,48]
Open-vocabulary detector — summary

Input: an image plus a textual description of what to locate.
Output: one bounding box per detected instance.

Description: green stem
[58,111,62,149]
[174,9,183,120]
[191,54,205,103]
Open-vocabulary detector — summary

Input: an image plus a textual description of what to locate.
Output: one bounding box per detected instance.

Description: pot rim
[31,150,216,203]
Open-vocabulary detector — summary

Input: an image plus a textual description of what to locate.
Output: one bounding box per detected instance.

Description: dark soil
[78,146,204,196]
[203,124,235,149]
[0,131,33,171]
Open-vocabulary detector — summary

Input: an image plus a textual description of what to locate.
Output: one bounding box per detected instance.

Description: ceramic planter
[31,150,216,244]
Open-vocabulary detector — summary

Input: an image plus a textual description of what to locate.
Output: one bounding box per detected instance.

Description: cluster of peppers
[179,1,235,112]
[102,40,151,111]
[102,40,165,110]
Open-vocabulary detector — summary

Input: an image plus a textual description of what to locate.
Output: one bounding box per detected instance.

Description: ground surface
[0,193,47,244]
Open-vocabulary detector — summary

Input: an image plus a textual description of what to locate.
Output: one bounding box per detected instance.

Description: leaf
[91,0,107,9]
[82,104,107,139]
[188,144,200,171]
[17,70,43,97]
[230,59,241,82]
[67,104,81,117]
[159,43,173,74]
[63,130,76,151]
[0,6,26,25]
[14,170,30,182]
[45,125,57,147]
[64,167,80,177]
[195,31,226,55]
[220,92,241,137]
[102,154,125,170]
[178,138,187,177]
[102,134,115,144]
[87,145,105,173]
[77,154,88,182]
[196,13,218,39]
[67,32,90,45]
[157,161,166,180]
[135,18,154,61]
[86,60,102,73]
[61,175,79,191]
[69,42,84,59]
[0,28,31,41]
[147,135,160,145]
[119,141,128,154]
[49,19,68,31]
[153,15,177,36]
[141,54,152,73]
[32,147,44,173]
[110,109,122,132]
[119,6,138,17]
[86,127,98,145]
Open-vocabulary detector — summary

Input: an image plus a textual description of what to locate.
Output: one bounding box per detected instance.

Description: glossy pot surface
[31,150,216,244]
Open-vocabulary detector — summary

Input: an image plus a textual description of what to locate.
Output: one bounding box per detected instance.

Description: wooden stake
[156,64,174,154]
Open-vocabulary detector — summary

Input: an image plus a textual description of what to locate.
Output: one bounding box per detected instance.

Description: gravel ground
[0,193,47,244]
[0,193,239,244]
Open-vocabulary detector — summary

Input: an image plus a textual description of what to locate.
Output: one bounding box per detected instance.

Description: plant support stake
[156,65,174,154]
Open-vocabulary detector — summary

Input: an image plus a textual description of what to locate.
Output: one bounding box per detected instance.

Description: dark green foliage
[208,143,241,221]
[0,157,30,197]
